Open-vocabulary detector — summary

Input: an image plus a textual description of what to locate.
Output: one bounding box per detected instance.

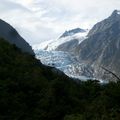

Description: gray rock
[88,10,120,37]
[56,39,79,53]
[76,10,120,81]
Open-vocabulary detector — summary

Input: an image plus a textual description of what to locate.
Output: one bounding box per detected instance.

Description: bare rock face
[88,10,120,37]
[76,10,120,81]
[56,39,79,53]
[0,19,34,55]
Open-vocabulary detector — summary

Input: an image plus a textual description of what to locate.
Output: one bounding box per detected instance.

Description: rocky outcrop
[56,39,79,53]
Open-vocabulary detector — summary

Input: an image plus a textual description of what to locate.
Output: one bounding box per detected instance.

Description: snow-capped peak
[33,29,89,51]
[60,28,87,38]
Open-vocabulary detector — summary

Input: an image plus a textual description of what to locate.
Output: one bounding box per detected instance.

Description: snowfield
[33,30,88,51]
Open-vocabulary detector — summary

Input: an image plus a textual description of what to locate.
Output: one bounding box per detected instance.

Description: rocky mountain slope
[88,10,120,37]
[76,10,120,80]
[0,19,34,55]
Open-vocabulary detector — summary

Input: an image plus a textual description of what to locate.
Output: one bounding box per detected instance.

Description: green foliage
[64,114,84,120]
[0,38,120,120]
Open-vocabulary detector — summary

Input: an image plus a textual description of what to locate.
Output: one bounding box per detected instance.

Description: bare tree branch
[101,66,120,81]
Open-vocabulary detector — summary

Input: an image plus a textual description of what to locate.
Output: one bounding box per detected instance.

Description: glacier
[33,29,108,83]
[35,50,94,80]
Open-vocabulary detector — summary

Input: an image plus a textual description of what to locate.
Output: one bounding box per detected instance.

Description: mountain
[56,29,88,53]
[0,19,34,55]
[75,10,120,80]
[33,28,88,51]
[33,29,92,81]
[1,15,120,119]
[34,10,120,81]
[88,10,120,37]
[60,28,86,38]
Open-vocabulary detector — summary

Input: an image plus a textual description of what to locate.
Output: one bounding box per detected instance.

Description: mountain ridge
[60,28,86,38]
[0,19,34,55]
[76,10,120,80]
[33,28,88,51]
[88,10,120,37]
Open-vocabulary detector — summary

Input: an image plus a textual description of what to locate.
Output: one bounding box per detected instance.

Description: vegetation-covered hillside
[0,38,120,120]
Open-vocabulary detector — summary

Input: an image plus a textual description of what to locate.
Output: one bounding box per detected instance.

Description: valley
[33,10,120,82]
[0,7,120,120]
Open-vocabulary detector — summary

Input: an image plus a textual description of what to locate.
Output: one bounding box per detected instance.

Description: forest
[0,38,120,120]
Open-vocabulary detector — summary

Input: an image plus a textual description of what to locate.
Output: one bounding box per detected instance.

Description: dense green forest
[0,38,120,120]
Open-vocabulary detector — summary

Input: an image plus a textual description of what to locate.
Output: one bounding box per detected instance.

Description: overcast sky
[0,0,120,45]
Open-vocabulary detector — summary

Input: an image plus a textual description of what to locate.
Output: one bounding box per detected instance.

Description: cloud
[0,0,120,45]
[0,0,30,12]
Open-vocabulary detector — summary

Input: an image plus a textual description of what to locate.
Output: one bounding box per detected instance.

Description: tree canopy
[0,38,120,120]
